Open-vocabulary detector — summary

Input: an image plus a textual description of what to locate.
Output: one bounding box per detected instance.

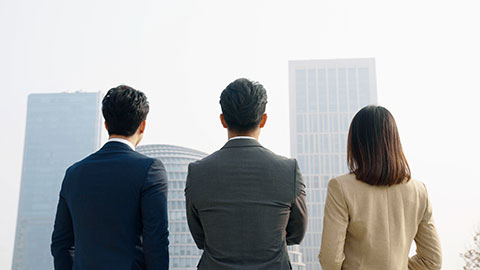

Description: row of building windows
[169,180,187,189]
[295,68,371,114]
[169,210,187,221]
[306,201,326,218]
[169,233,196,245]
[301,175,330,189]
[169,190,187,200]
[300,230,322,250]
[167,201,188,211]
[297,154,349,175]
[287,250,305,270]
[299,246,322,268]
[169,221,189,233]
[164,163,190,171]
[296,113,353,134]
[297,133,349,155]
[138,151,205,160]
[170,257,201,268]
[165,172,188,181]
[305,188,327,204]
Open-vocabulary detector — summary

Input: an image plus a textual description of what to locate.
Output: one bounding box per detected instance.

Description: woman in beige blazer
[319,105,442,270]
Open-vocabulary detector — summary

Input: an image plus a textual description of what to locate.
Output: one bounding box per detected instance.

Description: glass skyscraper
[289,58,378,270]
[138,144,306,270]
[12,92,102,270]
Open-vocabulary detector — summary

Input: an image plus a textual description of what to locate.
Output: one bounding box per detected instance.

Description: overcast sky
[1,0,480,268]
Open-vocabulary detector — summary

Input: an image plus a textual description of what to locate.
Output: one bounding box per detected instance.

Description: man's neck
[227,129,260,140]
[108,135,138,147]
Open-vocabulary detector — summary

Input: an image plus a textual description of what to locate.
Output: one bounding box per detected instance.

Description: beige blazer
[319,173,442,270]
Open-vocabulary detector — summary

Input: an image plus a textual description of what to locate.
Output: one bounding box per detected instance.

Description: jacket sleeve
[318,178,348,270]
[408,184,442,270]
[141,159,169,270]
[185,163,205,249]
[51,170,75,270]
[286,159,308,245]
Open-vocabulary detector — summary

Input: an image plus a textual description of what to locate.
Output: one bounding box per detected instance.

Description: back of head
[347,105,411,186]
[102,85,149,136]
[220,78,268,132]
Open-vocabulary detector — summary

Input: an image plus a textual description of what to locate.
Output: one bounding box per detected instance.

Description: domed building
[137,144,305,270]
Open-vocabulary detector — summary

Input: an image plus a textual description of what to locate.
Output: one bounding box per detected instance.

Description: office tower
[288,245,306,270]
[137,144,207,270]
[289,58,378,269]
[137,144,306,270]
[12,92,102,270]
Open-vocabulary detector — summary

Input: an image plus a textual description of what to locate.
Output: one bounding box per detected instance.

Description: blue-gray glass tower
[12,92,102,270]
[137,144,306,270]
[289,58,378,270]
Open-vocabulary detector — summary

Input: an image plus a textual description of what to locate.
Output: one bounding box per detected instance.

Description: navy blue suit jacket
[51,141,169,270]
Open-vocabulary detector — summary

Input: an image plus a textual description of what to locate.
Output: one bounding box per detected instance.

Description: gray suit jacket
[185,138,307,270]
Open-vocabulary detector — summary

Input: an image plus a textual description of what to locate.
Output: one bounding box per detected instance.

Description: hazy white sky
[1,0,479,268]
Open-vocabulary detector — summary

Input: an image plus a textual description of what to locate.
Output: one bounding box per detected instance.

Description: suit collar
[100,141,136,152]
[221,138,263,149]
[107,138,135,150]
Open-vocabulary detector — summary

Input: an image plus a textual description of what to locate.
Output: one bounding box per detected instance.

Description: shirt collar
[228,136,257,141]
[107,138,135,150]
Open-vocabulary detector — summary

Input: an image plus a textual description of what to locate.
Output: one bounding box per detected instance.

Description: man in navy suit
[51,85,169,270]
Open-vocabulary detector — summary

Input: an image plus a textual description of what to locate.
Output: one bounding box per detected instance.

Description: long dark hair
[347,105,411,186]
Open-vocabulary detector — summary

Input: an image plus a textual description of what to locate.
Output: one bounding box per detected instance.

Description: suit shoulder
[122,150,163,169]
[405,178,429,195]
[328,173,365,192]
[408,178,426,188]
[333,173,357,183]
[188,149,221,168]
[65,151,98,174]
[127,149,155,161]
[259,147,296,165]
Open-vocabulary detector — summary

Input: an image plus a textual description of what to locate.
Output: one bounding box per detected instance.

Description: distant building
[288,245,307,270]
[138,144,306,270]
[12,92,102,269]
[137,144,207,269]
[289,58,378,269]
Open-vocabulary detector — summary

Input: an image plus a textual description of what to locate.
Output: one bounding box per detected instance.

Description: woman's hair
[347,105,411,186]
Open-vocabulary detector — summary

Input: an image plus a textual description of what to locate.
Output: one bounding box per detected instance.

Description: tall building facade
[12,92,102,270]
[138,144,306,270]
[289,58,377,269]
[137,144,207,270]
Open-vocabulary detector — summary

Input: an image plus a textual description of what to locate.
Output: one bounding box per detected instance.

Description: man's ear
[104,121,109,132]
[220,114,228,128]
[259,114,267,128]
[138,120,146,134]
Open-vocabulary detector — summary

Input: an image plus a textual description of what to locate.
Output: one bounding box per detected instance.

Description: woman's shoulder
[330,174,429,194]
[330,173,370,188]
[328,173,369,193]
[403,178,430,195]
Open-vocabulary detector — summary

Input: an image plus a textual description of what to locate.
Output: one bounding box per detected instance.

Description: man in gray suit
[185,78,308,270]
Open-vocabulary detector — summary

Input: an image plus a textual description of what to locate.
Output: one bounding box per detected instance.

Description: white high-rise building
[289,58,378,269]
[12,92,102,270]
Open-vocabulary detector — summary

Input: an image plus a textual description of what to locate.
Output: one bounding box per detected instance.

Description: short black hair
[220,78,268,132]
[102,85,149,137]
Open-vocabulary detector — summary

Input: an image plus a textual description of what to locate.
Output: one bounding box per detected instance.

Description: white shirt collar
[107,138,135,150]
[228,136,257,141]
